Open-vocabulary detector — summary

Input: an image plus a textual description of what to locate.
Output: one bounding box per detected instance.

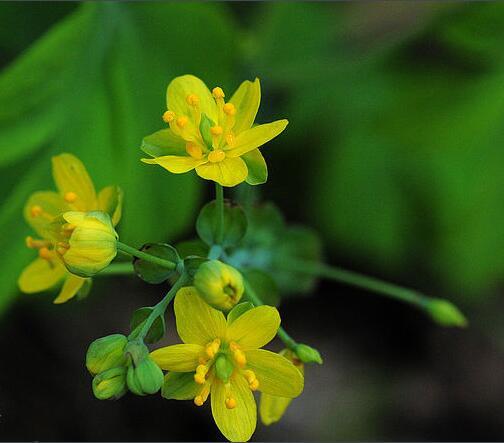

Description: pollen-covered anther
[212,87,225,99]
[176,116,188,128]
[162,111,175,123]
[210,126,223,136]
[225,397,237,409]
[208,149,225,163]
[223,103,236,116]
[38,247,52,260]
[186,143,203,160]
[186,94,199,106]
[249,378,259,391]
[194,385,210,406]
[233,349,247,367]
[30,205,43,218]
[225,133,235,148]
[64,192,78,203]
[205,338,221,358]
[194,364,209,384]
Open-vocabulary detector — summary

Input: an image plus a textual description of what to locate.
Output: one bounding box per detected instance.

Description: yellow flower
[151,289,304,442]
[141,75,288,187]
[259,349,304,425]
[55,211,118,278]
[18,153,123,304]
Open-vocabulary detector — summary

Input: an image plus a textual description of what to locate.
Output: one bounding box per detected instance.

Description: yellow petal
[230,78,261,135]
[98,185,123,227]
[174,287,227,345]
[195,157,248,187]
[167,74,218,123]
[226,305,280,350]
[162,372,201,400]
[24,191,67,238]
[142,128,187,157]
[259,393,293,425]
[18,258,66,293]
[242,149,268,185]
[226,120,288,158]
[53,274,87,304]
[52,153,97,210]
[141,155,206,173]
[211,375,257,442]
[150,344,203,371]
[246,349,304,398]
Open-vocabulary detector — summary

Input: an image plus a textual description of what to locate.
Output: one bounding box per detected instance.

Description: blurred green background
[1,2,504,441]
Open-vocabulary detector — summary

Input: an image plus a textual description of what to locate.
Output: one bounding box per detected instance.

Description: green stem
[99,262,134,276]
[244,279,299,351]
[279,259,430,309]
[215,183,224,245]
[137,273,189,340]
[117,241,177,270]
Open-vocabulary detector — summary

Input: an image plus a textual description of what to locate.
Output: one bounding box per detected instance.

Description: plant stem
[117,241,177,270]
[137,273,188,340]
[215,183,224,245]
[244,279,299,351]
[99,262,134,276]
[279,259,430,309]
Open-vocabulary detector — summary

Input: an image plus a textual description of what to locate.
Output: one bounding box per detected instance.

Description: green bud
[426,298,468,327]
[295,344,323,364]
[194,260,244,311]
[127,356,164,396]
[124,340,149,366]
[215,354,234,383]
[86,334,128,375]
[92,366,127,400]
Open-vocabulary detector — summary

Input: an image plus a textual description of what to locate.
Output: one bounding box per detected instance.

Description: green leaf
[133,243,179,284]
[162,372,200,400]
[227,301,254,324]
[130,307,166,344]
[175,239,209,259]
[0,1,238,314]
[196,200,248,248]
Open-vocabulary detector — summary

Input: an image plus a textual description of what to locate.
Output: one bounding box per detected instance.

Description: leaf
[0,2,239,314]
[196,200,248,248]
[130,307,166,344]
[175,239,209,259]
[133,243,179,284]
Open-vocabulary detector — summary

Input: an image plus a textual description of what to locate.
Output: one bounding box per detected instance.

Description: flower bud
[92,366,127,400]
[58,211,118,278]
[260,349,304,425]
[127,356,164,396]
[86,334,128,375]
[295,344,323,364]
[426,298,468,327]
[194,260,244,311]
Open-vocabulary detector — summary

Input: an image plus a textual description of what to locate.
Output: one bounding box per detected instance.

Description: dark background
[1,2,504,441]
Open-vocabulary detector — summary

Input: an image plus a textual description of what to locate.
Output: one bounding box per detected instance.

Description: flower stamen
[194,384,210,407]
[208,149,225,163]
[64,192,78,203]
[186,143,204,160]
[205,338,221,359]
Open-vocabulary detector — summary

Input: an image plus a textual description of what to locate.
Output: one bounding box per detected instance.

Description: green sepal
[141,128,186,157]
[127,357,164,396]
[124,341,149,366]
[86,334,128,375]
[196,200,248,248]
[162,372,200,400]
[92,366,128,400]
[242,269,280,306]
[199,113,215,149]
[129,307,166,344]
[133,243,180,284]
[176,239,209,258]
[227,302,254,324]
[183,256,209,278]
[76,278,93,301]
[126,364,145,396]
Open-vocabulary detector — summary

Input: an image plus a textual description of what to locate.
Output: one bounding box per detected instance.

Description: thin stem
[99,262,134,276]
[137,273,189,340]
[117,241,177,270]
[244,279,299,351]
[215,183,224,245]
[279,259,430,309]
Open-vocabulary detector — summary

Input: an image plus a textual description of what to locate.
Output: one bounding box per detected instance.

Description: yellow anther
[38,247,52,260]
[57,247,68,256]
[225,397,237,409]
[243,370,256,384]
[196,364,208,375]
[194,395,204,406]
[208,149,225,163]
[212,87,225,99]
[223,103,236,116]
[186,143,203,160]
[25,236,34,248]
[186,94,199,106]
[64,192,78,203]
[194,373,206,385]
[233,350,247,367]
[225,133,235,148]
[229,342,239,352]
[199,356,209,365]
[30,205,43,218]
[176,116,188,128]
[210,126,223,136]
[205,338,221,358]
[162,111,175,123]
[249,379,259,391]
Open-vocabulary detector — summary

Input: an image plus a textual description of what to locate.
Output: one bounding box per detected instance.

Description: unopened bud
[92,366,127,400]
[86,334,128,375]
[127,356,164,396]
[295,344,323,364]
[426,298,468,327]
